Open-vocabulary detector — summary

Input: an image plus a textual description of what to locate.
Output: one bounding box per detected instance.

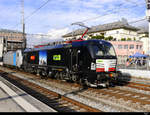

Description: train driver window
[93,45,103,56]
[17,53,19,57]
[97,51,103,56]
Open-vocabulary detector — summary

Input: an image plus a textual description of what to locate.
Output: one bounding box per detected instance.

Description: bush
[90,35,104,40]
[127,38,131,41]
[121,38,126,41]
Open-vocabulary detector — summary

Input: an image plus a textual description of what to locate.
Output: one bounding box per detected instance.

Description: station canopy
[129,52,148,58]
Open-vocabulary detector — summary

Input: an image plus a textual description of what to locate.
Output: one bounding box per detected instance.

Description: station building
[0,29,26,65]
[62,19,148,64]
[110,41,143,64]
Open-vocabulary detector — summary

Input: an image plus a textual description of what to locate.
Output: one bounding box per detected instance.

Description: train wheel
[66,73,72,82]
[55,72,60,80]
[59,72,63,80]
[79,78,82,85]
[71,74,78,82]
[79,78,85,85]
[84,79,90,86]
[106,82,110,88]
[39,70,47,79]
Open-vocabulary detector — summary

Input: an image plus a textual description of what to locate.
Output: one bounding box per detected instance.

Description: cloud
[27,27,70,47]
[0,0,146,33]
[47,28,70,39]
[0,0,147,47]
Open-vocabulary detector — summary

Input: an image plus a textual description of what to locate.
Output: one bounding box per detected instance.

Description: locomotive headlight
[109,73,113,77]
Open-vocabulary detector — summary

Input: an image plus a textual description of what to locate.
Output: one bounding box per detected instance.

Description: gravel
[1,67,149,112]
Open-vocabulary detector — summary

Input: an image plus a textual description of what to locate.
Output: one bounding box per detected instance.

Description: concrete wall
[119,69,150,79]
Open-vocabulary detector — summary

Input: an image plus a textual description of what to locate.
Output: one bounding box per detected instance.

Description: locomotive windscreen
[90,42,116,58]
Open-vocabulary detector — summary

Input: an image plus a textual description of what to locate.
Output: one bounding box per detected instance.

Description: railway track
[0,66,150,112]
[0,69,101,112]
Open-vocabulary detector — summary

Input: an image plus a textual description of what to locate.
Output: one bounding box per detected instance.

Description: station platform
[0,76,57,112]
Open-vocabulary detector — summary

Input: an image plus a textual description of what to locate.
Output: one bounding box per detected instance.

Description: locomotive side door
[78,46,92,72]
[66,47,83,72]
[70,48,79,72]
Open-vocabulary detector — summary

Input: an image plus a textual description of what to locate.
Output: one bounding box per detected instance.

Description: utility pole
[21,0,26,49]
[145,0,150,69]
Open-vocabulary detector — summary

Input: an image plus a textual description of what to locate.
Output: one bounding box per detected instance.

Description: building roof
[0,29,22,34]
[137,28,148,34]
[62,19,139,37]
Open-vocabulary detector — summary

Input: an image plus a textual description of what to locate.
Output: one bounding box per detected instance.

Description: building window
[129,44,134,49]
[140,45,142,49]
[124,45,128,49]
[136,45,138,49]
[129,31,131,34]
[118,45,122,49]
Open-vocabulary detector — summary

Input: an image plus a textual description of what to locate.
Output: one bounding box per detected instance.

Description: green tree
[121,38,126,41]
[127,38,131,41]
[104,36,113,41]
[90,35,104,40]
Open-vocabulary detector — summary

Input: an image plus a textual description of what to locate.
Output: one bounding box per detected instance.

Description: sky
[0,0,148,46]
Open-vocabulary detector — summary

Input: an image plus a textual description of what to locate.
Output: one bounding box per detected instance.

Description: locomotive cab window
[89,43,116,58]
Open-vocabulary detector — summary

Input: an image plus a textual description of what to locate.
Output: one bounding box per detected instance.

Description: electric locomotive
[22,39,119,87]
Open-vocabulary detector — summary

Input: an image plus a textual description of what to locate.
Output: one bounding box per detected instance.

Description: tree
[127,38,131,41]
[104,36,113,41]
[90,35,115,41]
[90,35,104,40]
[121,38,126,41]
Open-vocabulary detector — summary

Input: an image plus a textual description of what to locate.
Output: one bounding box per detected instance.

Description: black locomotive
[20,39,120,87]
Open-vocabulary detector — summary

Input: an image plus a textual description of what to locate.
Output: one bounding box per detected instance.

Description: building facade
[110,41,143,64]
[137,29,149,54]
[63,19,139,41]
[0,29,26,65]
[62,19,148,65]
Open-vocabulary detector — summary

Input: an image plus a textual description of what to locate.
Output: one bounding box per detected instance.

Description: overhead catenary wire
[27,17,147,47]
[41,1,145,35]
[124,0,140,6]
[12,0,145,33]
[12,0,147,45]
[24,0,51,21]
[13,0,145,32]
[128,18,147,24]
[12,0,51,30]
[28,1,147,43]
[28,0,146,34]
[74,2,145,24]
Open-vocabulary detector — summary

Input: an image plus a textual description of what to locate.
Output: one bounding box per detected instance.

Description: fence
[117,57,150,71]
